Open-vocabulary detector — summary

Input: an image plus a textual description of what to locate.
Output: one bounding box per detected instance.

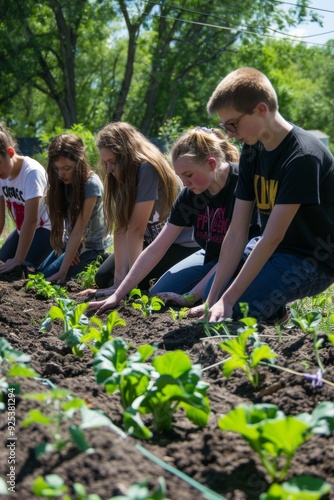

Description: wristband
[182,293,196,307]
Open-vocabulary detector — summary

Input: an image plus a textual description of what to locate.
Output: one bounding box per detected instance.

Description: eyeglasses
[219,112,248,134]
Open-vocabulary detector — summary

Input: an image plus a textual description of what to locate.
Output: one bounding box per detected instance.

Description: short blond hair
[207,67,278,115]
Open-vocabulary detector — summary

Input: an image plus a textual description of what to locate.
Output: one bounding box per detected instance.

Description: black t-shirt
[236,125,334,275]
[169,163,239,262]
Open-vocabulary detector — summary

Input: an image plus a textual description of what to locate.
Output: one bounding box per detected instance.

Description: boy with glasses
[190,67,334,324]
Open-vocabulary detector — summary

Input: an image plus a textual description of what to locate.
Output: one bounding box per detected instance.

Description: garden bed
[0,277,333,499]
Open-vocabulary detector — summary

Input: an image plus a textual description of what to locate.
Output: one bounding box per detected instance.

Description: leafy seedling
[22,388,118,457]
[94,339,210,439]
[40,298,90,356]
[32,474,169,500]
[126,349,210,438]
[197,303,232,337]
[168,307,189,320]
[77,255,103,289]
[81,310,126,354]
[26,273,68,300]
[129,289,165,317]
[0,338,39,410]
[220,318,277,387]
[218,401,334,481]
[260,474,331,499]
[290,310,324,372]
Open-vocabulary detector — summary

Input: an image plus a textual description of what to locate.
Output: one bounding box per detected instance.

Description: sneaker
[264,305,290,326]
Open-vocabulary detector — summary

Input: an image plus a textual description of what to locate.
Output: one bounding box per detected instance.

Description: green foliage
[220,319,277,387]
[40,298,90,356]
[260,475,331,499]
[0,338,39,410]
[94,340,210,439]
[198,304,232,338]
[81,311,126,354]
[38,124,100,169]
[168,307,189,320]
[32,474,169,500]
[40,299,127,356]
[218,401,334,480]
[129,289,165,317]
[76,255,103,289]
[22,388,116,457]
[26,273,68,300]
[290,310,324,372]
[158,117,184,148]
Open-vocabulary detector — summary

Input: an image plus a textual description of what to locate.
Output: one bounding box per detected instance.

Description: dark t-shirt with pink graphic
[169,163,238,262]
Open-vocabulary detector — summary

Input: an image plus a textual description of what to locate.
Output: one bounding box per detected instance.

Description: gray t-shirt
[64,173,108,252]
[136,163,197,248]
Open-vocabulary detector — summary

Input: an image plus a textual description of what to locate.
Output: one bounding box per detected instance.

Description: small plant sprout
[32,474,169,500]
[22,388,120,457]
[198,303,232,337]
[220,318,277,388]
[218,401,334,481]
[26,272,68,299]
[94,339,210,439]
[168,306,189,320]
[40,298,90,356]
[129,288,165,317]
[290,310,324,373]
[0,338,39,410]
[76,255,103,289]
[80,310,126,354]
[260,475,331,500]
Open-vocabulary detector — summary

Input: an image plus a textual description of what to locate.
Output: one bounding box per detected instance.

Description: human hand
[71,252,80,266]
[154,292,188,307]
[0,258,21,274]
[207,299,233,322]
[46,272,66,283]
[88,293,119,315]
[187,303,206,318]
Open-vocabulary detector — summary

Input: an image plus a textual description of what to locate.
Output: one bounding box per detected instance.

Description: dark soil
[0,275,333,500]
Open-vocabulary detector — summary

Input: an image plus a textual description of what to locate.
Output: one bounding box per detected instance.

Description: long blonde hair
[96,122,179,233]
[46,134,91,254]
[171,127,239,165]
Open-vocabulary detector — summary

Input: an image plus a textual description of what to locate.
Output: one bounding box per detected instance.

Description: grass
[290,286,334,335]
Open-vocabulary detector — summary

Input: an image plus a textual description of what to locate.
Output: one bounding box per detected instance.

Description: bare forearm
[207,234,247,306]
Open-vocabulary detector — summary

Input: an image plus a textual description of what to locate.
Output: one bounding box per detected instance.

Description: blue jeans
[232,238,334,321]
[149,249,217,299]
[38,248,103,279]
[0,228,52,268]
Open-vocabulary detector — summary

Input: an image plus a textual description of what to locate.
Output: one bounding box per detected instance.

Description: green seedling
[76,255,103,289]
[32,474,169,500]
[290,310,324,372]
[129,288,165,317]
[40,298,90,357]
[218,401,334,481]
[260,475,331,499]
[197,303,232,337]
[220,318,277,388]
[22,388,118,457]
[26,273,68,299]
[94,338,155,410]
[127,349,210,438]
[0,338,39,410]
[168,307,189,320]
[81,310,126,354]
[94,339,210,439]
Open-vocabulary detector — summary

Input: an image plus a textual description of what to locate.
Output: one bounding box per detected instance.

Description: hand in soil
[154,292,188,306]
[187,303,206,318]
